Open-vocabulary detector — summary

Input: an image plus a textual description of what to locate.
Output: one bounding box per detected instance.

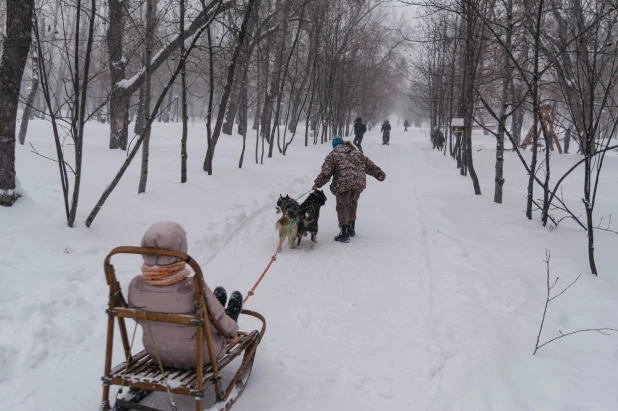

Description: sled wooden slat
[110,350,149,375]
[108,331,260,393]
[184,331,258,387]
[100,247,266,411]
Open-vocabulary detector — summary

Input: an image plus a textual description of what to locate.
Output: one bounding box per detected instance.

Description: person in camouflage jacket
[312,136,386,243]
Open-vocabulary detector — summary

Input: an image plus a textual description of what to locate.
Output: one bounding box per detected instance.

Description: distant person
[564,127,571,154]
[312,136,386,243]
[381,120,391,145]
[403,119,410,132]
[353,117,367,153]
[431,127,445,150]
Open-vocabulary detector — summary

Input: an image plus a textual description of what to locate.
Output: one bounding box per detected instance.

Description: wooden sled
[100,246,266,411]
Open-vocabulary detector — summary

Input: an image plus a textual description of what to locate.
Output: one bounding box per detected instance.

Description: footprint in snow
[297,307,313,328]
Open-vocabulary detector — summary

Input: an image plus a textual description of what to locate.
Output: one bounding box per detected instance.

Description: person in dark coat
[564,127,571,154]
[353,117,367,153]
[431,127,445,150]
[312,137,385,243]
[381,120,391,145]
[403,119,410,132]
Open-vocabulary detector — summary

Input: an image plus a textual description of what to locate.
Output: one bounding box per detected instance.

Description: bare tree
[180,0,188,183]
[33,0,97,227]
[138,0,157,194]
[534,250,616,354]
[203,0,258,174]
[0,0,33,207]
[86,0,222,226]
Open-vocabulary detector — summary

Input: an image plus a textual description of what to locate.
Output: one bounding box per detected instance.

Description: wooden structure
[100,246,266,411]
[521,105,562,153]
[451,117,465,133]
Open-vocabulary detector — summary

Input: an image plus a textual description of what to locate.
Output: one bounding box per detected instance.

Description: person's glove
[312,184,318,191]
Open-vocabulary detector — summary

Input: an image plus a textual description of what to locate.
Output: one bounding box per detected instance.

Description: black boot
[213,286,227,307]
[349,221,356,237]
[334,225,350,243]
[226,291,243,322]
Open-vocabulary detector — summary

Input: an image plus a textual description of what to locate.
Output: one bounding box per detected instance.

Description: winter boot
[213,286,227,307]
[334,225,350,243]
[349,221,356,237]
[226,291,243,322]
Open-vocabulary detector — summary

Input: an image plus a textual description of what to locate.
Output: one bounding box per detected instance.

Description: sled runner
[100,247,266,411]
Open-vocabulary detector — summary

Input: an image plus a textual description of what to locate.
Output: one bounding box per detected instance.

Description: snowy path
[4,122,618,410]
[188,137,438,410]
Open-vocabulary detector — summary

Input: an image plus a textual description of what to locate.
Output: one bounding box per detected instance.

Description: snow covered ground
[1,120,618,410]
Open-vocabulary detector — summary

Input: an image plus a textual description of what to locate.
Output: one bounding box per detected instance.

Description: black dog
[297,190,327,248]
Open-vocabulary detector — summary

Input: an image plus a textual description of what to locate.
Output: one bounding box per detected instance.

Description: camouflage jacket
[314,142,385,196]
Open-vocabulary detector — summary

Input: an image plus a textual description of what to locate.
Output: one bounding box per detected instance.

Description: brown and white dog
[275,195,300,252]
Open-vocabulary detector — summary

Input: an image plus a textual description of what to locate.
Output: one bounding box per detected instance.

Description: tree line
[407,0,618,275]
[0,0,410,225]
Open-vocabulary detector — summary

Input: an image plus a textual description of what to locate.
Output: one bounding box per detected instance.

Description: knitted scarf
[142,261,190,286]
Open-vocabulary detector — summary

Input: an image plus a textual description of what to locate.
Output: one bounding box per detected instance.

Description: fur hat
[141,222,188,266]
[332,136,343,148]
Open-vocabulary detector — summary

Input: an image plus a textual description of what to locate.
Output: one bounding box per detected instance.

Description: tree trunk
[494,0,512,204]
[238,69,248,137]
[86,2,216,227]
[460,0,481,194]
[107,0,230,149]
[138,0,157,193]
[203,0,258,174]
[270,3,302,155]
[180,0,188,183]
[238,56,248,169]
[206,27,214,152]
[288,30,315,134]
[18,33,39,146]
[222,76,242,135]
[526,0,545,219]
[263,0,286,158]
[223,7,258,136]
[0,0,33,206]
[510,81,524,147]
[67,0,96,227]
[107,0,129,149]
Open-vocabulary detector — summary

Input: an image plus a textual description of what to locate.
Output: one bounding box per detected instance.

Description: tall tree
[138,0,157,193]
[0,0,34,207]
[203,0,258,174]
[180,0,188,183]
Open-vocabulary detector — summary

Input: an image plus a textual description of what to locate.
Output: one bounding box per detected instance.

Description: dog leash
[244,252,278,304]
[296,189,313,200]
[244,191,312,304]
[244,218,300,304]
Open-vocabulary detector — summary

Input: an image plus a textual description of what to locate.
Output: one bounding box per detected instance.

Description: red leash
[244,253,278,304]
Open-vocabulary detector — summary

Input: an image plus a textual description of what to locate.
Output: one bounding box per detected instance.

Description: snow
[451,118,465,127]
[2,121,618,410]
[116,69,144,89]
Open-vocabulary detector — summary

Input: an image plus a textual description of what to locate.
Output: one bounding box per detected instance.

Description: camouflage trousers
[336,188,364,227]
